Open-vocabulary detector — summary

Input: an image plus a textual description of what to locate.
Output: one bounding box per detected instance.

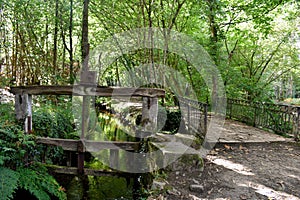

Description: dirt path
[165,142,300,200]
[218,119,294,143]
[149,120,300,200]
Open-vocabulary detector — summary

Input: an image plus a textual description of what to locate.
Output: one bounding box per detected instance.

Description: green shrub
[32,105,76,139]
[161,110,182,134]
[0,104,67,200]
[31,105,78,165]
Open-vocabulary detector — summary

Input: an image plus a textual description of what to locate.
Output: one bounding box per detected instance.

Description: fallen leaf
[224,144,232,150]
[239,145,248,151]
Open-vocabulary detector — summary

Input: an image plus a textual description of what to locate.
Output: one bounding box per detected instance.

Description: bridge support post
[15,93,32,133]
[141,97,158,134]
[77,140,85,174]
[78,70,97,174]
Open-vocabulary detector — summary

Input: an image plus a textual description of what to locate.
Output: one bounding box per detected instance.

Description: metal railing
[178,96,208,139]
[227,98,300,140]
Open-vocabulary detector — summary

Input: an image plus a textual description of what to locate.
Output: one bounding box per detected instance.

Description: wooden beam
[46,165,132,177]
[141,97,158,133]
[85,140,140,151]
[11,86,73,95]
[36,137,140,151]
[14,93,32,133]
[36,137,79,151]
[10,85,165,97]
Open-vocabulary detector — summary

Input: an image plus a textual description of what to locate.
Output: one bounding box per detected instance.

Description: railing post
[296,107,300,141]
[141,96,158,135]
[204,103,208,134]
[253,102,257,127]
[78,70,97,174]
[228,99,232,119]
[187,101,191,132]
[132,96,159,172]
[15,93,32,133]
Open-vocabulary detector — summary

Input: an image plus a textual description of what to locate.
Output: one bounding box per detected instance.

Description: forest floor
[148,120,300,200]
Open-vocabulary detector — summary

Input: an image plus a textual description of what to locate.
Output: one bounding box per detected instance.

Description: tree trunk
[53,0,59,83]
[81,0,89,70]
[206,0,219,106]
[69,0,74,84]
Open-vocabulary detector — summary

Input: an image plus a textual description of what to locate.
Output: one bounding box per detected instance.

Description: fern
[17,167,67,200]
[0,167,19,200]
[0,104,67,200]
[0,167,66,200]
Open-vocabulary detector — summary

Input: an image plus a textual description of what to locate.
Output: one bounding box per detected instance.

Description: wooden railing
[10,85,165,175]
[226,98,300,140]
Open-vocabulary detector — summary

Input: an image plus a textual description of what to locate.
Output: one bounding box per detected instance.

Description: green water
[66,176,136,200]
[65,108,150,199]
[88,176,132,199]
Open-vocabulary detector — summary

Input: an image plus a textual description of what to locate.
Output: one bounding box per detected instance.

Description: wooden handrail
[36,137,140,151]
[10,85,165,97]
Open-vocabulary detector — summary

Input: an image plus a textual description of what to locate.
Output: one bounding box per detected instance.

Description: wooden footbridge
[10,73,207,177]
[9,81,300,177]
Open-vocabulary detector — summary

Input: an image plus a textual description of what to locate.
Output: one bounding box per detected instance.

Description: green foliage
[161,110,182,134]
[32,104,76,139]
[0,104,67,200]
[17,166,66,200]
[2,0,300,102]
[31,104,77,165]
[0,167,19,200]
[0,104,35,169]
[0,165,67,200]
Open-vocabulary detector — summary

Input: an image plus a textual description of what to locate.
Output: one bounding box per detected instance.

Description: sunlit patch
[238,181,300,200]
[188,194,230,200]
[206,155,255,176]
[288,174,300,181]
[189,194,230,200]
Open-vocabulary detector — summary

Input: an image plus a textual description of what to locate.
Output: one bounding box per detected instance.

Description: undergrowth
[0,103,67,200]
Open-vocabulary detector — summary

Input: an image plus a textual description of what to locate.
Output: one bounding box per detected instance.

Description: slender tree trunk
[79,2,90,198]
[206,0,219,105]
[53,0,59,84]
[69,0,74,84]
[81,0,89,70]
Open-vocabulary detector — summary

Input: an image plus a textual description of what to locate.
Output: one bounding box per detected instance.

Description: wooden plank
[85,140,140,151]
[26,95,32,133]
[14,93,32,133]
[10,85,165,97]
[36,137,79,151]
[47,165,131,177]
[141,97,158,133]
[36,137,140,151]
[109,149,119,169]
[11,86,73,95]
[79,93,91,174]
[150,141,200,168]
[151,141,199,155]
[15,94,28,120]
